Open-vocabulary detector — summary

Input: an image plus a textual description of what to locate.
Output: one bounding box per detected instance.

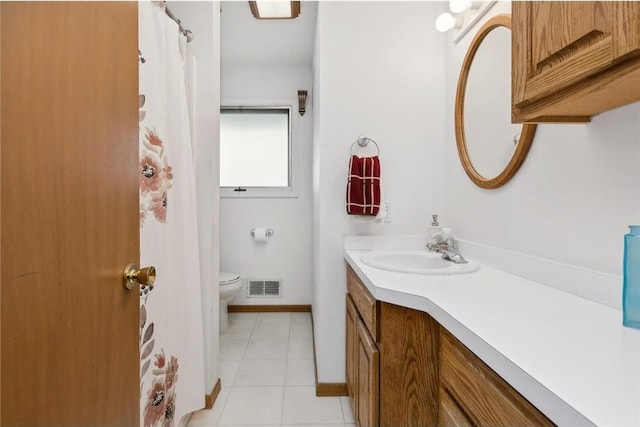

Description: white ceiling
[221,1,318,67]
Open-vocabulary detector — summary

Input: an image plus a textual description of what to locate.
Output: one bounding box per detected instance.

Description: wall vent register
[247,280,282,297]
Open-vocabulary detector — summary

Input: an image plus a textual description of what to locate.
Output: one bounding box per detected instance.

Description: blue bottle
[623,225,640,329]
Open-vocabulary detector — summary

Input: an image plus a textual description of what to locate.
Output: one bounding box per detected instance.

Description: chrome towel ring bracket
[350,135,380,156]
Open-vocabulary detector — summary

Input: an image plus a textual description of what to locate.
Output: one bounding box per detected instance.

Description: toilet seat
[220,272,240,286]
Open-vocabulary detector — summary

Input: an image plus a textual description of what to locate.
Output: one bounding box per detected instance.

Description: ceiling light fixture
[249,1,301,20]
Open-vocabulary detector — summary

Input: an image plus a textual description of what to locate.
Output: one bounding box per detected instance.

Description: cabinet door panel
[439,389,473,427]
[347,266,378,339]
[522,2,618,103]
[512,1,640,121]
[357,317,379,427]
[440,330,554,427]
[346,294,359,417]
[379,302,439,427]
[613,2,640,58]
[531,1,612,71]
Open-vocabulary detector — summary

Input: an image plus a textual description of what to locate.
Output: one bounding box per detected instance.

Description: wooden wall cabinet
[512,1,640,122]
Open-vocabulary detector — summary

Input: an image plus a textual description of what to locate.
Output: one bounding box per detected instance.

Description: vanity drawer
[346,265,378,340]
[440,329,554,427]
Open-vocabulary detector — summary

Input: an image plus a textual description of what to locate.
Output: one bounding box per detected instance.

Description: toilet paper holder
[250,228,274,238]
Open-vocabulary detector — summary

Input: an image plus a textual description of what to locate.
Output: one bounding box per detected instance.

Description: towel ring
[350,135,380,156]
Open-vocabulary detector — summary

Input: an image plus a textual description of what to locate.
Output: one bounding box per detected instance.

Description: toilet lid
[220,272,240,286]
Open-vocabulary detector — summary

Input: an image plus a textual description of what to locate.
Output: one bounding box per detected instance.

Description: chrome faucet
[426,237,469,264]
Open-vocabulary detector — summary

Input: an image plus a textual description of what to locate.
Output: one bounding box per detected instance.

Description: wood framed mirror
[455,14,537,189]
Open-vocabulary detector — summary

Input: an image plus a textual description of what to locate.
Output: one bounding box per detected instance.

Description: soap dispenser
[428,214,442,241]
[623,225,640,329]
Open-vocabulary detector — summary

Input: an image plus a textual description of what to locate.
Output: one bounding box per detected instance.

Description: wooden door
[346,294,358,418]
[356,317,379,427]
[1,2,140,425]
[513,1,640,107]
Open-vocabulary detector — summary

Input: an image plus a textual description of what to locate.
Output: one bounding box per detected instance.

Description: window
[220,106,296,198]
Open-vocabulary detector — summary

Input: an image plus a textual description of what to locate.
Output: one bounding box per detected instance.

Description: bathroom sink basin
[361,251,479,275]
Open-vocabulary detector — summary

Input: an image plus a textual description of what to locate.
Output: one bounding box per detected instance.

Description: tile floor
[187,312,356,427]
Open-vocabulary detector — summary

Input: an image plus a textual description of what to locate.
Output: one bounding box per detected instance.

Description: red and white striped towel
[346,155,381,216]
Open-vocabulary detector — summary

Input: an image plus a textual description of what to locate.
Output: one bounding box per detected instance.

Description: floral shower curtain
[138,2,205,426]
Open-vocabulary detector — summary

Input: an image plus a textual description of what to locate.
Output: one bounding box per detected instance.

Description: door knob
[123,263,156,290]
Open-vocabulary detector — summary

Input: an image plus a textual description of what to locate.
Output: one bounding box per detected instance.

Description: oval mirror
[455,14,537,189]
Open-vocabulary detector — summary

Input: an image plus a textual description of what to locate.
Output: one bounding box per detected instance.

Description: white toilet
[219,272,242,334]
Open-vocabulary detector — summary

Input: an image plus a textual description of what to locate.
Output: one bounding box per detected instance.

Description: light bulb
[449,0,471,14]
[435,13,455,32]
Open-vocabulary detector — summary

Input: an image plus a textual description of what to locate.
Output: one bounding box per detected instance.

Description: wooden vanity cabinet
[346,265,439,427]
[439,329,555,427]
[346,265,554,427]
[512,1,640,122]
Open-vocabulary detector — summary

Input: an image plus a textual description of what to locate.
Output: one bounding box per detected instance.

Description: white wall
[444,2,640,284]
[168,0,221,398]
[312,1,446,383]
[220,65,314,305]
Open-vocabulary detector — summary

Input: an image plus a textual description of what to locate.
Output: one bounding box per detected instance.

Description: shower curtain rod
[165,5,194,42]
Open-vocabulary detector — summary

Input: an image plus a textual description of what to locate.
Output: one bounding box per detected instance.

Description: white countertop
[344,243,640,426]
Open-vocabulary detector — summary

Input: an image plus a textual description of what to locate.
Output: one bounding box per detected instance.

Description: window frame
[220,98,298,199]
